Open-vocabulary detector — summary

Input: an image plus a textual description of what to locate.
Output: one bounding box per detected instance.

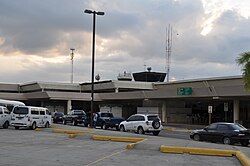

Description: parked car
[119,114,163,136]
[62,110,86,126]
[190,122,250,146]
[52,112,64,123]
[10,106,51,130]
[0,106,11,129]
[96,112,124,130]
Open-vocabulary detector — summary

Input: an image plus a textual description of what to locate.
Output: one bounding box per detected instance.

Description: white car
[119,114,163,136]
[0,106,11,129]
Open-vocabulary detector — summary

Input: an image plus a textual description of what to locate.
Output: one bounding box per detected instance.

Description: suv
[119,114,162,136]
[0,106,11,129]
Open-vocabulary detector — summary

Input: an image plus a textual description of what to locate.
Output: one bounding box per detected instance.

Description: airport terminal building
[0,75,250,127]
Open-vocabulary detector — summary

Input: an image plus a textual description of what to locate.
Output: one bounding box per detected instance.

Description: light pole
[70,48,75,84]
[84,9,105,127]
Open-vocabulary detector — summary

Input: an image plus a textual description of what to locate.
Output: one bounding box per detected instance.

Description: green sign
[177,87,192,95]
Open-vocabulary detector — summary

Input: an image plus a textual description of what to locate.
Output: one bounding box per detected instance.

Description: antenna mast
[70,48,75,83]
[166,24,172,82]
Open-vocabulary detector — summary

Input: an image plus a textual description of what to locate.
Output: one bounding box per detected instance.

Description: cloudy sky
[0,0,250,83]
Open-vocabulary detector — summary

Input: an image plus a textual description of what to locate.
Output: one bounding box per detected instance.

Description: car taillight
[146,121,149,125]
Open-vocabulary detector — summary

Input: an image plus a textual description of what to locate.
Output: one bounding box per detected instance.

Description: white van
[10,106,51,130]
[0,106,11,128]
[0,99,25,112]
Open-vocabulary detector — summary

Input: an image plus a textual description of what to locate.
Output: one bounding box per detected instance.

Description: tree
[236,51,250,90]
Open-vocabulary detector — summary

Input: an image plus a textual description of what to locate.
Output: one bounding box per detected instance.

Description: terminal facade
[0,76,249,127]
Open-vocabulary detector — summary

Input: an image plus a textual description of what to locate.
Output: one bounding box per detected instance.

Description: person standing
[93,113,98,128]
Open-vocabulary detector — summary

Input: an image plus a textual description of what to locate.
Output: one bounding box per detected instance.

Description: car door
[125,115,136,131]
[3,107,11,123]
[132,115,144,131]
[200,123,218,141]
[215,124,230,142]
[0,108,4,126]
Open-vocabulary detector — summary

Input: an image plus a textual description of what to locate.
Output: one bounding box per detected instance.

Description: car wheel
[84,123,88,127]
[241,140,249,147]
[116,126,120,131]
[120,125,126,132]
[193,134,200,141]
[73,120,77,126]
[14,126,19,130]
[223,137,231,145]
[30,122,37,130]
[3,121,9,129]
[45,122,49,128]
[152,119,160,129]
[152,131,160,136]
[137,126,144,134]
[102,123,107,130]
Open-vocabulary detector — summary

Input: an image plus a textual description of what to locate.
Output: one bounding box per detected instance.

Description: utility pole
[70,48,75,83]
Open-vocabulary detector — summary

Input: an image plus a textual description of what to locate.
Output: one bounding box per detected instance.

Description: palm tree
[236,51,250,90]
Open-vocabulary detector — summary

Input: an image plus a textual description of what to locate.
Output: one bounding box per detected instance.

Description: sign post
[208,106,213,125]
[224,102,228,122]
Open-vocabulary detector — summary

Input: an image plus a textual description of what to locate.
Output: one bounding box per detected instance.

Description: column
[162,101,167,123]
[67,100,72,114]
[233,100,239,123]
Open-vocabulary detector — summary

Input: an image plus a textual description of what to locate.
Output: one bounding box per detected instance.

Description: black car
[190,122,250,146]
[52,112,64,123]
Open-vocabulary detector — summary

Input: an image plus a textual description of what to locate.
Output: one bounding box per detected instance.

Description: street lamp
[84,9,105,127]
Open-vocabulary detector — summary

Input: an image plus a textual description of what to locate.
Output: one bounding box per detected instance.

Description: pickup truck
[95,112,124,130]
[62,110,86,126]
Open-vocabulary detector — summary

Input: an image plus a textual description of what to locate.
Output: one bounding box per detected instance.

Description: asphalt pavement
[0,124,249,166]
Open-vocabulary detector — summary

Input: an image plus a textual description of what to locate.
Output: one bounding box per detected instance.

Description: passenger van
[0,99,25,112]
[10,106,51,130]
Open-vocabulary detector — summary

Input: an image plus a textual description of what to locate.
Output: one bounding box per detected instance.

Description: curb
[92,135,145,149]
[92,135,144,143]
[160,145,250,166]
[52,129,91,134]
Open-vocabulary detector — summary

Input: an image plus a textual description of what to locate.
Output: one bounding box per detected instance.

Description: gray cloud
[0,0,249,83]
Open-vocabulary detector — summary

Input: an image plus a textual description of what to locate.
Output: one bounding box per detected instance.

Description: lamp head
[84,9,93,14]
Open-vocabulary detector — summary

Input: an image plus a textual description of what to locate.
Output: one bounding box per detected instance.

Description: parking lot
[0,124,249,166]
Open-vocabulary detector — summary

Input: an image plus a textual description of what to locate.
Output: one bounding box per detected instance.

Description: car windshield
[231,123,247,130]
[13,107,28,114]
[147,115,159,121]
[74,111,84,115]
[54,112,64,116]
[101,113,113,118]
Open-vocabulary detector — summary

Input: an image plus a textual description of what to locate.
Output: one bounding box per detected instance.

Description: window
[46,110,50,115]
[13,107,28,115]
[135,115,145,121]
[40,111,45,115]
[3,108,10,114]
[31,110,39,115]
[127,116,137,121]
[147,115,159,121]
[101,113,113,118]
[217,124,229,131]
[207,124,217,130]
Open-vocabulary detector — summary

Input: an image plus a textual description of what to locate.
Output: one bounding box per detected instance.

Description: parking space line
[85,149,127,166]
